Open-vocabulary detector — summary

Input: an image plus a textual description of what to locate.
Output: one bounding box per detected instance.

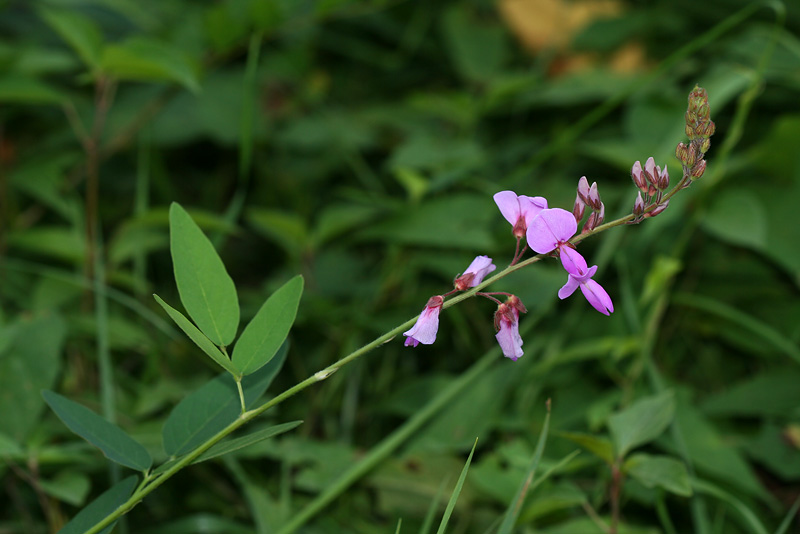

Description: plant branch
[77,197,670,533]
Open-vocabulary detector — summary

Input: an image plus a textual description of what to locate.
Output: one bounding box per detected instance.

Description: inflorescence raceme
[403,85,714,362]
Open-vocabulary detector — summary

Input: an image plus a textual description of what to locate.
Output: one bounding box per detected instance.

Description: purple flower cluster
[403,182,614,361]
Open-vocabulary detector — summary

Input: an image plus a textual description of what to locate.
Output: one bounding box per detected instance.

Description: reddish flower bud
[584,212,598,233]
[633,192,645,216]
[675,143,688,166]
[691,159,707,178]
[657,164,669,190]
[701,120,715,138]
[686,143,697,168]
[631,160,647,191]
[644,200,670,218]
[573,194,586,223]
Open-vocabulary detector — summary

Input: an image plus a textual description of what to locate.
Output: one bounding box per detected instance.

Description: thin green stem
[236,378,246,415]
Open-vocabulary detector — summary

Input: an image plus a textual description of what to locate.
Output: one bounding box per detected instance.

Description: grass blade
[497,401,552,534]
[435,438,478,534]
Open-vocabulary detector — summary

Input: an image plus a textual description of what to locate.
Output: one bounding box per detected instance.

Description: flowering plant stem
[78,174,698,534]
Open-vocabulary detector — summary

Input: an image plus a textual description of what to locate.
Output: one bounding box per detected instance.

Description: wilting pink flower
[494,191,548,238]
[454,255,496,291]
[404,295,444,347]
[494,296,527,361]
[557,252,614,315]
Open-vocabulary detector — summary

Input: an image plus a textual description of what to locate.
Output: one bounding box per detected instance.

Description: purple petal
[559,247,588,276]
[464,255,494,275]
[404,337,420,347]
[493,191,521,226]
[540,208,578,243]
[527,208,576,253]
[558,276,579,299]
[519,195,548,227]
[579,279,614,315]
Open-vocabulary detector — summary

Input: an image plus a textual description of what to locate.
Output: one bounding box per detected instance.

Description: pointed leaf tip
[42,391,151,472]
[169,202,239,346]
[232,275,303,376]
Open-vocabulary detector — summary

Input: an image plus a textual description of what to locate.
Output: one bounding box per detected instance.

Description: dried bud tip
[454,273,474,292]
[507,295,527,314]
[426,295,444,308]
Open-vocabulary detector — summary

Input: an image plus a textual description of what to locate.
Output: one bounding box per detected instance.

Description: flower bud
[691,159,707,178]
[633,192,645,216]
[573,194,585,223]
[700,138,711,154]
[644,157,657,186]
[577,176,591,205]
[587,182,601,211]
[595,202,605,226]
[584,212,598,232]
[675,143,688,166]
[701,120,715,138]
[697,102,710,121]
[631,160,647,191]
[657,164,669,190]
[686,143,697,168]
[644,200,669,218]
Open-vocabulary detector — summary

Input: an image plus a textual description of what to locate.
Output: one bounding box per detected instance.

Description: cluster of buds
[676,85,714,181]
[573,176,605,233]
[631,157,670,222]
[630,86,714,222]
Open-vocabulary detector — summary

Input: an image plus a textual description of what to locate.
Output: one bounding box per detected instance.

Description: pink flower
[494,296,526,361]
[557,252,614,316]
[403,295,444,347]
[494,191,548,238]
[454,255,496,291]
[527,208,614,315]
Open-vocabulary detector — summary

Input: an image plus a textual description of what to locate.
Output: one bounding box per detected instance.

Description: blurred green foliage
[1,0,800,532]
